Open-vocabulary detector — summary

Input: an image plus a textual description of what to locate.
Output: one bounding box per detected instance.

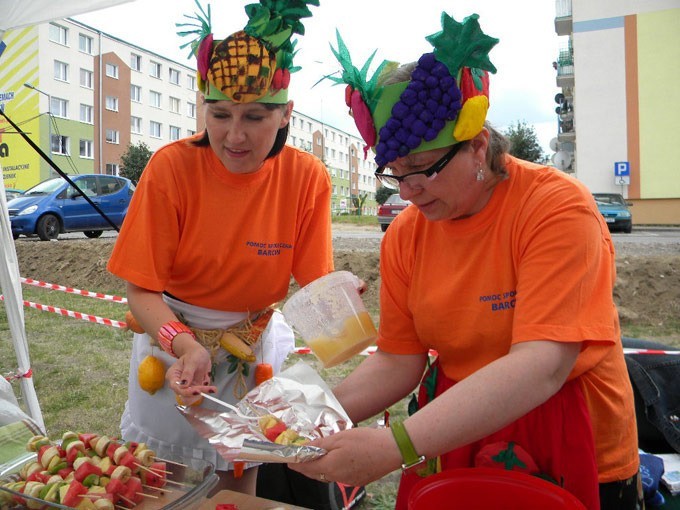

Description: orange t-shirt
[378,156,638,482]
[107,139,334,312]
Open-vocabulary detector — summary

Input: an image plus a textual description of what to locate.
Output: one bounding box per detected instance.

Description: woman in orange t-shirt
[107,2,332,496]
[289,13,640,510]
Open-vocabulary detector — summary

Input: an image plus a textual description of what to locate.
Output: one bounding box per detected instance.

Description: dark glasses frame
[374,142,465,189]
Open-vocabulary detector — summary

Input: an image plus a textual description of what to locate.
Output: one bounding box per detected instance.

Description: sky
[73,0,565,155]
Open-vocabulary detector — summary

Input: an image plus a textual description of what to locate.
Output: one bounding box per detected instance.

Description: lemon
[138,355,166,395]
[175,394,204,407]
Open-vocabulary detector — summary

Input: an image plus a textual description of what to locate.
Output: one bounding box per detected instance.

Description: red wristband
[157,321,195,357]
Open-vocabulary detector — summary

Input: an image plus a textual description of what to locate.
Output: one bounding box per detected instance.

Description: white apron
[120,295,294,471]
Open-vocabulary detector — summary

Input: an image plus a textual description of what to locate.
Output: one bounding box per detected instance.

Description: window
[291,136,296,146]
[149,91,161,108]
[80,68,93,89]
[149,61,161,78]
[169,96,180,113]
[169,125,181,141]
[130,53,142,71]
[49,23,67,45]
[105,63,119,79]
[169,68,180,85]
[131,84,141,103]
[50,97,68,118]
[105,96,119,111]
[150,121,162,138]
[79,104,93,124]
[187,102,196,118]
[131,116,142,134]
[187,129,196,137]
[105,163,119,175]
[79,139,93,158]
[51,135,69,155]
[54,60,69,82]
[291,116,296,127]
[187,74,196,90]
[105,129,120,144]
[79,34,93,54]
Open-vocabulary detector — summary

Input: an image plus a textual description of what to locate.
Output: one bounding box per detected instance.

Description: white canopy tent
[0,0,136,433]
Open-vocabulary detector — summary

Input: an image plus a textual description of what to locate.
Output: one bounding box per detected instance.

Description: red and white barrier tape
[0,295,127,329]
[623,348,680,355]
[20,277,127,304]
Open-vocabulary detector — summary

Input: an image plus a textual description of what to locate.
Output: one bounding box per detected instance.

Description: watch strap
[390,420,425,471]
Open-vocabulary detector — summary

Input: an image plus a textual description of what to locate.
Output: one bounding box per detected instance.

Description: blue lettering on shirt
[479,290,517,312]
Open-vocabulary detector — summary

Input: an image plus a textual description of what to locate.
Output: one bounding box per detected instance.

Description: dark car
[377,194,411,232]
[593,193,632,233]
[4,188,24,202]
[8,174,135,241]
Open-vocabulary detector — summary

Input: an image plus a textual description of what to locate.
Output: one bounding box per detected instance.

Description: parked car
[8,174,135,241]
[377,194,411,232]
[3,188,24,202]
[593,193,632,233]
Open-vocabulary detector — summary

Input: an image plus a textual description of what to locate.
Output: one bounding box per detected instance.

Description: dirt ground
[12,235,680,344]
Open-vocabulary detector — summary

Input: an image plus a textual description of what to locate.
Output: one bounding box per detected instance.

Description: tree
[503,121,544,163]
[119,142,153,183]
[376,185,396,205]
[351,193,368,216]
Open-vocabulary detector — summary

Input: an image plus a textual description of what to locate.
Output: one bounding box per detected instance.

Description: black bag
[623,337,680,454]
[257,463,366,510]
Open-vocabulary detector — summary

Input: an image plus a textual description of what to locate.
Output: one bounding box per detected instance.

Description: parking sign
[614,162,630,177]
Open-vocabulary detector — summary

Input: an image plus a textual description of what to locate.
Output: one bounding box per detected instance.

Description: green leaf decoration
[470,67,485,91]
[326,30,391,112]
[491,442,528,470]
[425,13,499,76]
[244,0,319,52]
[176,0,212,59]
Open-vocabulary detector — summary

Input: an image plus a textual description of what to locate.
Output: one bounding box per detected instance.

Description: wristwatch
[390,420,427,473]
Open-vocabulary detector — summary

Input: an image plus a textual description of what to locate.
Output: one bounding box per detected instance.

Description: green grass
[2,279,678,508]
[331,213,378,226]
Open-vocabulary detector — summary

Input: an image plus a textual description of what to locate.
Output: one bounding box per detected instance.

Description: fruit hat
[326,13,498,164]
[177,0,320,104]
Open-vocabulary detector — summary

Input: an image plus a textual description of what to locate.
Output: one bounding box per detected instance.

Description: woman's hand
[166,337,216,404]
[288,427,402,487]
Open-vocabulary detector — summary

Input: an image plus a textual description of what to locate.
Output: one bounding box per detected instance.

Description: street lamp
[23,82,54,177]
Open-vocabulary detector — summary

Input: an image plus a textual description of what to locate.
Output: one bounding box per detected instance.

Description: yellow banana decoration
[220,331,256,362]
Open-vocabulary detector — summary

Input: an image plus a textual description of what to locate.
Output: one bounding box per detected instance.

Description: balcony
[554,0,573,35]
[555,49,574,87]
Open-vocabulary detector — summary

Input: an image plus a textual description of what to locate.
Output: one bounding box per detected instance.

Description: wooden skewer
[162,478,193,488]
[136,491,159,499]
[136,463,172,475]
[154,457,188,468]
[118,494,136,505]
[142,483,174,493]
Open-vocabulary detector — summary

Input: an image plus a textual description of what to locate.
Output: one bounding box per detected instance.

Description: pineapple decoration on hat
[325,13,499,164]
[177,0,320,104]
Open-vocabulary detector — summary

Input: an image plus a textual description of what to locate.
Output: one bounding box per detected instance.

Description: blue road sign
[615,161,630,177]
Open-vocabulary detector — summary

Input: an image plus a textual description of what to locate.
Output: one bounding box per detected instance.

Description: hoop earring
[476,164,485,182]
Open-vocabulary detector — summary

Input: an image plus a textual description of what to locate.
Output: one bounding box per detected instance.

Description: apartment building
[0,18,199,191]
[288,111,378,215]
[553,0,679,224]
[0,17,378,215]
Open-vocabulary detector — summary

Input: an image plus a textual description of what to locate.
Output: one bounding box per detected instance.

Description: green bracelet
[390,420,426,472]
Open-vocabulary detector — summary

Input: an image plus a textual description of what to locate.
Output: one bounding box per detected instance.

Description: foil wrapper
[177,361,352,463]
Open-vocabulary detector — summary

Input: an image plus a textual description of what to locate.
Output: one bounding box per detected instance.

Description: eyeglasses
[374,143,464,190]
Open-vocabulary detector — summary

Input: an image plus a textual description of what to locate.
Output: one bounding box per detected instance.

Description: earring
[476,164,485,181]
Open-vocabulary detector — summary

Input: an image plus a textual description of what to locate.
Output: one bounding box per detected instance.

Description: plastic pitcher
[282,271,377,367]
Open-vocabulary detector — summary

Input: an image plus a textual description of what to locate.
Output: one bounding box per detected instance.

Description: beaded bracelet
[157,321,195,358]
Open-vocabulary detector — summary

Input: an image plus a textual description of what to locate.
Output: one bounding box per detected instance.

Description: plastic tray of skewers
[0,431,217,510]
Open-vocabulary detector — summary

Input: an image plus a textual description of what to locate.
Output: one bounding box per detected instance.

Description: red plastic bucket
[408,468,586,509]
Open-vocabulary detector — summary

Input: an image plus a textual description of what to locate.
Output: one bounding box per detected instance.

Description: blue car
[593,193,633,233]
[8,174,135,241]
